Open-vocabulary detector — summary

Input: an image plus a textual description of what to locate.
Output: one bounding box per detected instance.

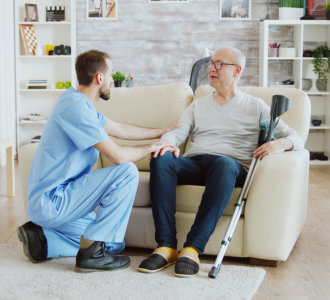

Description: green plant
[324,2,330,12]
[112,71,125,82]
[279,0,304,7]
[312,45,330,81]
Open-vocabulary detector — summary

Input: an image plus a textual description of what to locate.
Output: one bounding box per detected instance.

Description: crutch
[208,95,291,279]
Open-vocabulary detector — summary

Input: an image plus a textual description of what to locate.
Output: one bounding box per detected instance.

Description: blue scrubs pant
[150,153,247,255]
[37,162,139,258]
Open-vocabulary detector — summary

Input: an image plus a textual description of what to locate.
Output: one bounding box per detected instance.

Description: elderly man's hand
[150,144,180,160]
[253,138,293,160]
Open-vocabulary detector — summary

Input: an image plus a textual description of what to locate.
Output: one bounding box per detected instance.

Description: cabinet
[14,0,76,151]
[259,20,330,166]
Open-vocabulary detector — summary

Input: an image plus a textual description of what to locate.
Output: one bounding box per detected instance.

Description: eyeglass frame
[207,60,237,70]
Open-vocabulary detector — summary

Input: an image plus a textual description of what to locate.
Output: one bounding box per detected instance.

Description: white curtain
[0,1,16,166]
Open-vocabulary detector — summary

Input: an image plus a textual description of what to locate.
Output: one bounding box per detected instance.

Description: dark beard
[99,87,110,101]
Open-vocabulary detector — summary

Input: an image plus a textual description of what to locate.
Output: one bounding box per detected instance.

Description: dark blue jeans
[149,153,247,255]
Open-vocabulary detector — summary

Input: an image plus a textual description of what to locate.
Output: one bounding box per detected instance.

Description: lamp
[304,63,319,92]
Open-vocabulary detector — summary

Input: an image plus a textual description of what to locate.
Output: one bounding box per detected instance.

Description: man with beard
[17,50,175,273]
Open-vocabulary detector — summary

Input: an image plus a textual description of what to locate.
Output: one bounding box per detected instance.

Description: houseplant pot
[279,0,304,20]
[112,71,125,88]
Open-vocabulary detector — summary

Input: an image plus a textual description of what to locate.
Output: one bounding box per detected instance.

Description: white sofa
[19,82,311,265]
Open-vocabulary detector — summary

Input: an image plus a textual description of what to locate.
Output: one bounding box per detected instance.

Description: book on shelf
[28,86,47,89]
[21,114,47,122]
[27,79,48,89]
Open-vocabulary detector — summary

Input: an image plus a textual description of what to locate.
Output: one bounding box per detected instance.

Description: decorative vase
[114,81,122,87]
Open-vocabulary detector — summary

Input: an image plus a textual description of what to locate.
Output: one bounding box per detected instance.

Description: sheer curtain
[0,1,16,166]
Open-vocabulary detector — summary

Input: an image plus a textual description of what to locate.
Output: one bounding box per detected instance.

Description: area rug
[0,244,265,300]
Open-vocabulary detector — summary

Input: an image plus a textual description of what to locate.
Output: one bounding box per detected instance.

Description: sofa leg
[249,257,279,267]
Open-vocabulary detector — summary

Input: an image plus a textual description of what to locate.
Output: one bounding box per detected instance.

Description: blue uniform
[27,87,139,257]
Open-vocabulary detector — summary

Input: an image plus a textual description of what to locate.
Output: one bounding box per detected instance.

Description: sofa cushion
[94,82,193,171]
[134,172,240,216]
[194,85,311,143]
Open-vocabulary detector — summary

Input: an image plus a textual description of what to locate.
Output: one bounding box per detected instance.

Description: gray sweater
[161,92,304,169]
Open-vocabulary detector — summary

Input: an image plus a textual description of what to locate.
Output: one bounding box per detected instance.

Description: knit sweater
[161,92,304,169]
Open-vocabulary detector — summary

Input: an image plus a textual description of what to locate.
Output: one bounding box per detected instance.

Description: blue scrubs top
[27,87,109,223]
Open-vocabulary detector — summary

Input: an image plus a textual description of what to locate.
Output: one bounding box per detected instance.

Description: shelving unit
[14,0,76,151]
[259,20,330,166]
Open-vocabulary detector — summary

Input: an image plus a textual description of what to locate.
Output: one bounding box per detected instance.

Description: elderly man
[138,47,303,277]
[17,50,175,273]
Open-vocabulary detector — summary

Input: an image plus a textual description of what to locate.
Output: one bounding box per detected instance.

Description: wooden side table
[0,139,15,197]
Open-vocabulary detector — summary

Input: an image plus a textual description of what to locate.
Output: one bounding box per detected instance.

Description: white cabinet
[14,0,76,151]
[259,20,330,166]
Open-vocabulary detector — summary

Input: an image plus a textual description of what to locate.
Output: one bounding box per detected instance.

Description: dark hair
[75,50,110,86]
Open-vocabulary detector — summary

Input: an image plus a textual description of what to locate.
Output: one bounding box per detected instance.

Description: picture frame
[219,0,251,20]
[25,4,39,22]
[19,24,38,55]
[148,0,189,2]
[87,0,118,20]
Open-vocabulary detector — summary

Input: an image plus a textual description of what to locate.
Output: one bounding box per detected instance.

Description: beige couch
[19,82,311,265]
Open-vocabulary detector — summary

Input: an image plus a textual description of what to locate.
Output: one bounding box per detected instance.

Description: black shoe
[75,241,130,273]
[174,256,199,278]
[138,254,172,273]
[17,221,47,263]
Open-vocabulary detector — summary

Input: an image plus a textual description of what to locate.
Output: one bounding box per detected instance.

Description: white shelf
[260,20,330,168]
[19,120,47,125]
[310,124,330,130]
[305,92,330,96]
[15,0,76,150]
[18,55,72,58]
[310,160,330,166]
[268,57,301,60]
[19,89,67,92]
[18,21,71,25]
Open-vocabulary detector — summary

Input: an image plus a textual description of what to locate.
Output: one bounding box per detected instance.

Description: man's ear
[234,65,242,78]
[96,73,104,85]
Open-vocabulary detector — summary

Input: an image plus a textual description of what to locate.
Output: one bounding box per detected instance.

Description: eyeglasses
[207,61,237,70]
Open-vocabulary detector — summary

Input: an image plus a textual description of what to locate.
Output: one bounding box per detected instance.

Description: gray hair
[231,48,246,79]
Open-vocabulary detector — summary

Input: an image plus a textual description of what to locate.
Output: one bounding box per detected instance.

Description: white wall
[0,1,16,165]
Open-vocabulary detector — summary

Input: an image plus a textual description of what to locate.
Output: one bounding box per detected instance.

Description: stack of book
[27,80,48,89]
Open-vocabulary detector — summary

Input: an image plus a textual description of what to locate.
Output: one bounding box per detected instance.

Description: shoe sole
[137,260,176,273]
[174,272,199,278]
[75,261,131,273]
[17,226,39,264]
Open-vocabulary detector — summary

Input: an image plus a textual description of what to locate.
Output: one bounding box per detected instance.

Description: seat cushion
[134,172,240,216]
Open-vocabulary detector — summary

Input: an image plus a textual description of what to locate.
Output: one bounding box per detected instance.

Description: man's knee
[122,162,139,181]
[150,152,176,170]
[212,156,240,175]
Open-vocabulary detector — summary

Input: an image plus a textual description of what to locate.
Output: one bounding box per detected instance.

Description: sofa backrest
[195,85,311,143]
[94,82,194,171]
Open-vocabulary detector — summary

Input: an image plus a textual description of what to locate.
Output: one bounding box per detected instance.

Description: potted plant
[279,0,304,20]
[112,71,125,87]
[312,45,330,83]
[324,1,330,20]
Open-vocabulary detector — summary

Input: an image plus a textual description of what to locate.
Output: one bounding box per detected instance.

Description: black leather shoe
[17,221,47,263]
[75,241,130,273]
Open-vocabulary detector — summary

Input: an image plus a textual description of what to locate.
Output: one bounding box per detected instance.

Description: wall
[76,0,279,87]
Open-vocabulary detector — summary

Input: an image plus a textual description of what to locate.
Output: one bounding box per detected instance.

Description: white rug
[0,244,265,300]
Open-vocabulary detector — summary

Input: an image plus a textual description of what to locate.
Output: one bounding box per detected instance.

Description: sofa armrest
[244,149,309,261]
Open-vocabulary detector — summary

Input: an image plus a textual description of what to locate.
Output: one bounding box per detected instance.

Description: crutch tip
[208,265,221,278]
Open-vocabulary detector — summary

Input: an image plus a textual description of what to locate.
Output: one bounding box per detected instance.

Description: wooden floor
[0,163,329,299]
